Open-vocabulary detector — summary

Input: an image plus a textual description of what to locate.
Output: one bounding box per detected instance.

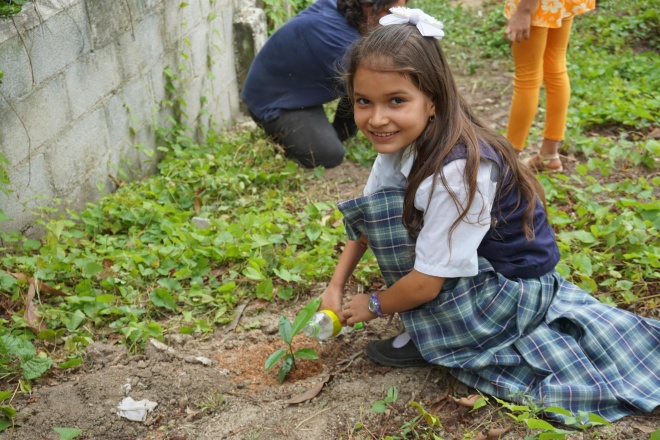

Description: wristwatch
[368,292,384,317]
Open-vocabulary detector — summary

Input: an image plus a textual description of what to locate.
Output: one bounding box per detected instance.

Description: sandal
[520,152,564,173]
[365,332,430,368]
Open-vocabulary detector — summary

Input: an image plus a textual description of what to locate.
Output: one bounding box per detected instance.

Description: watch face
[368,299,376,313]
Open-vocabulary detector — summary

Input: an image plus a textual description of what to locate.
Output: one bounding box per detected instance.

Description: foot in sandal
[520,152,564,173]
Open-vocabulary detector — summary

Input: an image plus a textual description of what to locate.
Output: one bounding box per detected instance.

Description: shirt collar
[400,144,416,178]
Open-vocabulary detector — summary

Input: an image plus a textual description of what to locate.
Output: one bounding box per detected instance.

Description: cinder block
[148,53,175,105]
[0,0,79,45]
[0,95,31,166]
[104,74,157,152]
[116,12,165,80]
[162,0,203,47]
[65,43,123,120]
[188,24,211,78]
[110,124,158,181]
[86,0,132,48]
[0,153,54,233]
[12,75,71,152]
[0,35,34,100]
[46,108,110,193]
[26,1,91,84]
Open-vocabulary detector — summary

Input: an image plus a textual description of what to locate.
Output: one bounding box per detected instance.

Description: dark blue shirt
[241,0,359,123]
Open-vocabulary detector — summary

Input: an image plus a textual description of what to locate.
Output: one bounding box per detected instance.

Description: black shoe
[365,334,430,368]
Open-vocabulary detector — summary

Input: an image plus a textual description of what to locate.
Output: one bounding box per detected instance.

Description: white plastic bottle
[302,310,362,340]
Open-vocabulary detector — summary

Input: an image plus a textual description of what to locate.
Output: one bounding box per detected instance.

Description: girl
[504,0,596,172]
[320,7,660,422]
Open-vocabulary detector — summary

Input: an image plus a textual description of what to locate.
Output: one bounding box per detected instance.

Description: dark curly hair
[337,0,403,29]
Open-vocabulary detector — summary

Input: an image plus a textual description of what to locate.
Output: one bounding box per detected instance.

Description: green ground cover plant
[0,0,657,436]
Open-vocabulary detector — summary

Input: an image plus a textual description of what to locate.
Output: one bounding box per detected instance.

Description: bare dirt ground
[2,3,659,440]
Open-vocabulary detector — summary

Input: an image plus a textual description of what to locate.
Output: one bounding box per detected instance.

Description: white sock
[392,332,411,348]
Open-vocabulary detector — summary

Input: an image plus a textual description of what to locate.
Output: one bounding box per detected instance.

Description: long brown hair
[344,24,545,242]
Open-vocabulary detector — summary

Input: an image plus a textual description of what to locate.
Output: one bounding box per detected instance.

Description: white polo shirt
[363,146,498,278]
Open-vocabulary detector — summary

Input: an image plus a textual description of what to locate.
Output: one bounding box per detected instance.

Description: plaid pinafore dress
[338,146,660,422]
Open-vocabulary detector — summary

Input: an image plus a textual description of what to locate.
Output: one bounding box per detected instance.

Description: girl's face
[353,66,435,155]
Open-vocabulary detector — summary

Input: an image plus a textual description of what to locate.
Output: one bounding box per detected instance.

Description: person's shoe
[365,333,430,368]
[520,152,564,173]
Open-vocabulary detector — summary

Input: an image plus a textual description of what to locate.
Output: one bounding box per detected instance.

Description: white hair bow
[379,7,444,40]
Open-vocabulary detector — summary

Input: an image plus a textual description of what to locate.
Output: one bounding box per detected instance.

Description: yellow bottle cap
[321,310,342,337]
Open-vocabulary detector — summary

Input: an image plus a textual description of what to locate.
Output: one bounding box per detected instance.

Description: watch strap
[370,292,384,317]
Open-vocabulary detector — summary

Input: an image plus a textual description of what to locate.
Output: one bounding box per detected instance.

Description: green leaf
[538,433,569,440]
[255,280,274,300]
[293,348,318,360]
[277,354,294,383]
[0,418,11,432]
[0,404,15,419]
[66,310,86,331]
[570,230,597,244]
[0,335,35,361]
[216,282,236,293]
[264,348,286,371]
[83,261,103,277]
[526,418,558,431]
[586,413,612,426]
[291,297,321,337]
[306,223,322,242]
[544,406,572,416]
[21,356,52,380]
[58,358,83,370]
[471,397,488,411]
[53,427,83,440]
[0,392,11,402]
[278,315,293,345]
[370,401,387,413]
[150,288,176,311]
[651,428,660,440]
[243,266,264,281]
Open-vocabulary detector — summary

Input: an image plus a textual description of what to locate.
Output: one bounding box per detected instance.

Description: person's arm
[320,237,369,322]
[504,0,539,43]
[342,269,445,325]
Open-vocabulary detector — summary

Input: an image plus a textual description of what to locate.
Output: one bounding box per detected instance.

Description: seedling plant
[263,297,321,383]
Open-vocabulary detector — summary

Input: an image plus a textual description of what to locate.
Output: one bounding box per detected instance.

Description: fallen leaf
[451,394,482,408]
[487,425,512,438]
[284,374,331,404]
[193,188,202,214]
[632,423,656,434]
[25,281,47,334]
[473,430,487,440]
[225,300,250,333]
[10,273,68,296]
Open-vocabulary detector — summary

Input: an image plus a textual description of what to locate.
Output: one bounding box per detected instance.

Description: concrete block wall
[0,0,251,236]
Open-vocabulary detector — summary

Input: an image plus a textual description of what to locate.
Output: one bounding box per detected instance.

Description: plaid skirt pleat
[338,188,660,422]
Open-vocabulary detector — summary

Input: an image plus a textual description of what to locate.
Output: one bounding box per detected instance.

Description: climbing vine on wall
[0,0,28,17]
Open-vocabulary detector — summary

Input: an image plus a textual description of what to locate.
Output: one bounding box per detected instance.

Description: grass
[0,0,658,436]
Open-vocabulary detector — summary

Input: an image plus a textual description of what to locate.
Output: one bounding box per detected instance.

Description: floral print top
[504,0,596,28]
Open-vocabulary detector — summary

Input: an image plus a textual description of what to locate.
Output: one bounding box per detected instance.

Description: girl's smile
[353,66,435,154]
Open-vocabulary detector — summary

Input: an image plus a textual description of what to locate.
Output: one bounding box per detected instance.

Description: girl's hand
[320,285,345,325]
[504,0,538,43]
[342,293,376,326]
[504,11,532,43]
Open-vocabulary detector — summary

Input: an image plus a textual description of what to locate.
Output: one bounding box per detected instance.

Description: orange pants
[506,17,574,151]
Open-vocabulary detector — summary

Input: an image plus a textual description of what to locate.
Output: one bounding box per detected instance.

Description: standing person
[321,7,660,422]
[241,0,406,169]
[504,0,595,172]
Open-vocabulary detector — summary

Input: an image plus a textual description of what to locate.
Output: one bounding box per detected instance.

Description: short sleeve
[413,159,498,278]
